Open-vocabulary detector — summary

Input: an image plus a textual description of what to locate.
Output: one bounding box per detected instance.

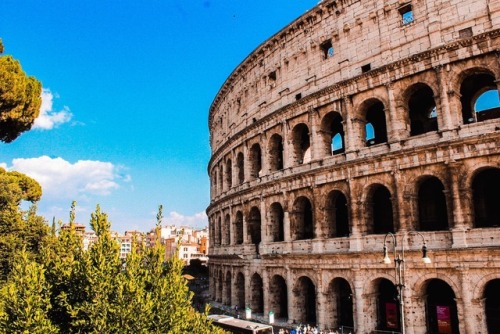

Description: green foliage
[0,203,226,333]
[0,50,42,143]
[0,168,46,281]
[0,249,58,333]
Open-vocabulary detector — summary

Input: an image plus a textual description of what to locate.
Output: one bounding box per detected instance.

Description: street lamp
[382,231,431,334]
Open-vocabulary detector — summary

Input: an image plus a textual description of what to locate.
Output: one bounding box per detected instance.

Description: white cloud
[32,88,73,130]
[164,211,208,228]
[4,156,130,200]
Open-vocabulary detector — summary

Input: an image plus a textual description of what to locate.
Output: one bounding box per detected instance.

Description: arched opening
[472,168,500,228]
[223,214,231,245]
[217,270,223,303]
[376,278,400,332]
[247,207,262,245]
[294,276,317,324]
[224,271,231,305]
[225,159,232,190]
[367,185,394,234]
[237,152,245,184]
[268,134,284,171]
[250,273,264,314]
[249,143,262,179]
[235,272,245,309]
[216,217,222,245]
[425,279,459,334]
[320,112,345,155]
[325,191,350,238]
[460,72,500,123]
[212,170,218,195]
[269,275,288,320]
[292,196,314,240]
[269,202,285,242]
[363,99,388,146]
[234,211,244,245]
[417,177,449,231]
[407,84,438,136]
[291,123,311,164]
[325,278,354,330]
[219,165,224,193]
[484,279,500,332]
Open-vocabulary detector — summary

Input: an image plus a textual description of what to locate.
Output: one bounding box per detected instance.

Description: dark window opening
[236,152,245,184]
[361,63,371,73]
[249,143,262,179]
[425,280,460,334]
[364,100,388,146]
[296,93,302,100]
[268,134,284,171]
[370,186,394,234]
[326,191,350,238]
[321,40,334,59]
[292,123,311,165]
[418,177,449,231]
[399,4,414,25]
[270,276,288,320]
[377,279,400,332]
[408,84,438,136]
[223,214,231,245]
[235,272,245,309]
[235,211,244,245]
[270,202,285,242]
[269,70,277,81]
[250,274,264,314]
[472,168,500,228]
[247,207,262,245]
[485,279,500,333]
[293,196,314,240]
[296,277,317,324]
[225,159,232,189]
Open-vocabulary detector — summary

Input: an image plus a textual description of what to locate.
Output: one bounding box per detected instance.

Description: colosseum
[206,0,500,333]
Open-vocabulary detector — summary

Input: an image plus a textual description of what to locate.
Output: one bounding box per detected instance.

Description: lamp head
[421,244,431,264]
[383,245,392,264]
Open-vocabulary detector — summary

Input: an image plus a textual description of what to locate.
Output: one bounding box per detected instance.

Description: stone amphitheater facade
[206,0,500,333]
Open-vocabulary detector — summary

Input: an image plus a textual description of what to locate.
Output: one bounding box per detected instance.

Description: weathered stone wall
[207,0,500,332]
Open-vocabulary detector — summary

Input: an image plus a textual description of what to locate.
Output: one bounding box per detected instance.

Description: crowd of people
[277,324,352,334]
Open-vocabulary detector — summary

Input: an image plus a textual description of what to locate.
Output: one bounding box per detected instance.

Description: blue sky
[0,1,319,232]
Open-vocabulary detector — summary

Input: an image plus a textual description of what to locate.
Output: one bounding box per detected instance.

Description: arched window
[224,271,231,305]
[269,202,285,242]
[291,123,311,164]
[225,159,232,190]
[218,165,224,193]
[223,214,231,245]
[236,152,245,184]
[269,275,288,320]
[325,191,350,238]
[407,84,438,136]
[292,196,314,240]
[234,211,244,245]
[367,185,394,234]
[249,143,262,179]
[425,279,459,334]
[363,99,388,145]
[460,72,500,123]
[250,273,264,314]
[320,112,345,155]
[417,177,449,231]
[472,168,500,228]
[268,134,284,171]
[217,217,222,246]
[484,279,500,332]
[235,272,245,309]
[247,207,261,245]
[294,277,317,324]
[376,279,400,332]
[326,278,354,329]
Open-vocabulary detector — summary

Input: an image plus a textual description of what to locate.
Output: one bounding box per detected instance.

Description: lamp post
[383,231,431,334]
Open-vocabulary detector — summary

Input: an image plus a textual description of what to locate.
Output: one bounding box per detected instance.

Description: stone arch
[320,111,345,156]
[268,133,284,171]
[219,164,224,193]
[324,277,354,330]
[364,183,395,235]
[471,167,500,228]
[247,206,262,245]
[293,276,317,324]
[224,270,232,305]
[363,277,401,332]
[236,151,245,184]
[325,190,350,238]
[234,210,244,245]
[225,158,232,190]
[416,175,449,231]
[223,213,231,245]
[249,143,262,180]
[250,273,264,314]
[291,196,314,240]
[291,123,311,165]
[421,278,460,334]
[234,271,245,309]
[269,202,285,242]
[456,67,500,124]
[358,98,388,146]
[484,279,500,333]
[269,274,288,320]
[403,82,439,136]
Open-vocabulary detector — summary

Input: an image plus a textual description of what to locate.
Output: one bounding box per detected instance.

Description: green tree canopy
[0,43,42,143]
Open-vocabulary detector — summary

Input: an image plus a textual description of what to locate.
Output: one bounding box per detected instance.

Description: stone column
[315,269,326,330]
[459,267,477,334]
[263,269,270,321]
[343,97,357,157]
[286,266,295,324]
[348,177,362,251]
[386,82,404,142]
[353,269,366,334]
[244,266,252,310]
[309,107,322,161]
[391,170,405,232]
[435,65,453,133]
[448,162,468,248]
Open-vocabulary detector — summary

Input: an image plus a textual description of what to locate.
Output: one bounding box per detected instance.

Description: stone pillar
[386,82,404,142]
[286,266,296,324]
[353,269,366,334]
[343,97,357,157]
[448,162,468,248]
[242,211,249,245]
[391,170,405,232]
[315,269,326,330]
[282,121,290,169]
[348,178,362,251]
[435,65,453,133]
[244,266,251,310]
[459,267,477,334]
[309,107,322,161]
[263,269,270,321]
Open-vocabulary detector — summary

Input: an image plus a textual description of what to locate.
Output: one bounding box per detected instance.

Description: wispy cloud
[164,211,208,228]
[32,88,73,130]
[3,156,131,200]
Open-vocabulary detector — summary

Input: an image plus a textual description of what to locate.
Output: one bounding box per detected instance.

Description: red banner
[436,305,452,334]
[385,302,398,329]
